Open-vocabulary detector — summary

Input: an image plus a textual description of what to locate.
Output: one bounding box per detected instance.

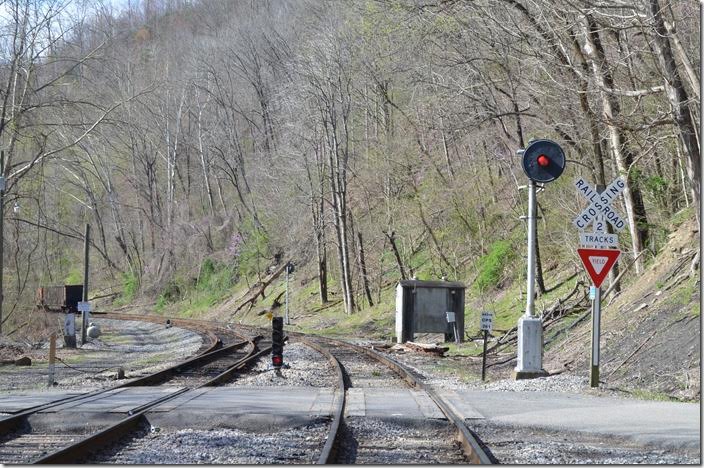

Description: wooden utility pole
[81,224,90,344]
[0,151,4,336]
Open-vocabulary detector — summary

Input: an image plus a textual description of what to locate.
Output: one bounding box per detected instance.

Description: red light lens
[537,155,550,167]
[272,355,283,366]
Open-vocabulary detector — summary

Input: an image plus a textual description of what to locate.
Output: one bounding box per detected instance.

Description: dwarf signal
[272,316,284,368]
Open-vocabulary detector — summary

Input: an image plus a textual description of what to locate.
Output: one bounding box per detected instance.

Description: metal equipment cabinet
[36,285,84,313]
[395,280,465,344]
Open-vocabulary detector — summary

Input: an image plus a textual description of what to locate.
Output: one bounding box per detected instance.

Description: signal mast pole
[515,139,565,379]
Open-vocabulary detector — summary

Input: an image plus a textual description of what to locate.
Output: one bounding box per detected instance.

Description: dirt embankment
[546,218,700,400]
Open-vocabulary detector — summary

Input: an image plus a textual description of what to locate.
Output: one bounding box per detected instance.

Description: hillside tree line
[0,0,698,331]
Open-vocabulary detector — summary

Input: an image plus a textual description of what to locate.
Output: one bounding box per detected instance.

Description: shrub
[121,271,139,301]
[237,218,270,281]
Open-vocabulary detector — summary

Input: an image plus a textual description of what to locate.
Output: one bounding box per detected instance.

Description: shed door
[414,287,449,333]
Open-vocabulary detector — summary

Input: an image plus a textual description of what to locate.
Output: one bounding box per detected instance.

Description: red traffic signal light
[521,139,566,183]
[272,354,283,367]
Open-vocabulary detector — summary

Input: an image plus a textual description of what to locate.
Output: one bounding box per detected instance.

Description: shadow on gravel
[334,420,358,463]
[467,427,501,464]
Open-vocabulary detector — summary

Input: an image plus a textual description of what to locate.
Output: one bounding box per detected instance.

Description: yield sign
[577,248,621,288]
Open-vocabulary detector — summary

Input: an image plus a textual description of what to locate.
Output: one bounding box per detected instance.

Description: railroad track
[0,318,269,464]
[1,313,491,464]
[297,335,493,464]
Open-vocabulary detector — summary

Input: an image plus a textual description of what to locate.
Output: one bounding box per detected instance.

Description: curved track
[0,314,492,464]
[0,317,269,464]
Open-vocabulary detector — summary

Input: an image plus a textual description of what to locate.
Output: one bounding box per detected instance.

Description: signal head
[272,354,283,368]
[521,139,566,183]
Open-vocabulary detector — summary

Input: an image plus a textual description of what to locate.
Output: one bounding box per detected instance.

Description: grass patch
[114,271,139,307]
[157,258,239,318]
[665,275,699,311]
[474,239,516,293]
[64,269,83,285]
[629,389,681,402]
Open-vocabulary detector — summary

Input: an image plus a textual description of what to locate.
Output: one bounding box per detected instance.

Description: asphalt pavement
[441,389,700,453]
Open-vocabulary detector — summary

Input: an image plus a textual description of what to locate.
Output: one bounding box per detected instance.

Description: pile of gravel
[468,374,589,393]
[228,342,337,387]
[93,420,328,464]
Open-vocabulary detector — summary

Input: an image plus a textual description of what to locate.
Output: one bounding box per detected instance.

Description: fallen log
[231,261,289,316]
[403,341,449,356]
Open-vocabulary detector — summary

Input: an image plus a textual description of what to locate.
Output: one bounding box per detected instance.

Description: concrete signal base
[513,315,549,380]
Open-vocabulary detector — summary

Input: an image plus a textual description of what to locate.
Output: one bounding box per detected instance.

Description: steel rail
[28,334,269,463]
[33,388,190,464]
[119,339,254,387]
[0,315,261,463]
[296,338,346,464]
[0,322,229,437]
[309,336,493,465]
[202,345,271,387]
[363,345,493,465]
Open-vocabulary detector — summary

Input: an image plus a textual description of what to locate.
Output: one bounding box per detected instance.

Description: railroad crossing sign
[573,177,626,232]
[577,248,621,288]
[573,177,624,390]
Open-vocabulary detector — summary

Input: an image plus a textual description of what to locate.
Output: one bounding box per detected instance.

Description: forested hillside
[0,0,699,337]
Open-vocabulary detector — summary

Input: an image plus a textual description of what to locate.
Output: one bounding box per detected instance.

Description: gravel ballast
[91,419,328,464]
[470,420,700,464]
[0,318,203,392]
[336,417,466,464]
[227,342,337,387]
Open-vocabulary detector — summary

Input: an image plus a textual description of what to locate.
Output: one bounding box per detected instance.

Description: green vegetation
[474,239,517,293]
[668,276,700,318]
[155,258,238,317]
[629,389,682,402]
[114,271,139,306]
[237,219,271,283]
[64,269,83,285]
[670,206,695,228]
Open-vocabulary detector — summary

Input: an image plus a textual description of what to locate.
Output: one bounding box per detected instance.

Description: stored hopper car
[36,285,83,313]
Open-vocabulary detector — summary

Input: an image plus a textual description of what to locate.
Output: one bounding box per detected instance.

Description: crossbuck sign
[573,177,626,232]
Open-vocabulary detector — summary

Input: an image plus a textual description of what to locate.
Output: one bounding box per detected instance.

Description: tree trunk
[583,16,650,274]
[357,231,373,307]
[327,123,355,315]
[385,230,407,280]
[649,0,700,222]
[317,241,328,304]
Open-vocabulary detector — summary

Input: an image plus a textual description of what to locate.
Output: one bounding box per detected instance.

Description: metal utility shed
[395,280,465,344]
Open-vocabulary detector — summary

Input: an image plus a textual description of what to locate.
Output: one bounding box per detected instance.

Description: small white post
[284,266,290,325]
[47,333,56,387]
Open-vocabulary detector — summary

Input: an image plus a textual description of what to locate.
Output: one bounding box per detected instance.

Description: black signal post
[272,316,284,369]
